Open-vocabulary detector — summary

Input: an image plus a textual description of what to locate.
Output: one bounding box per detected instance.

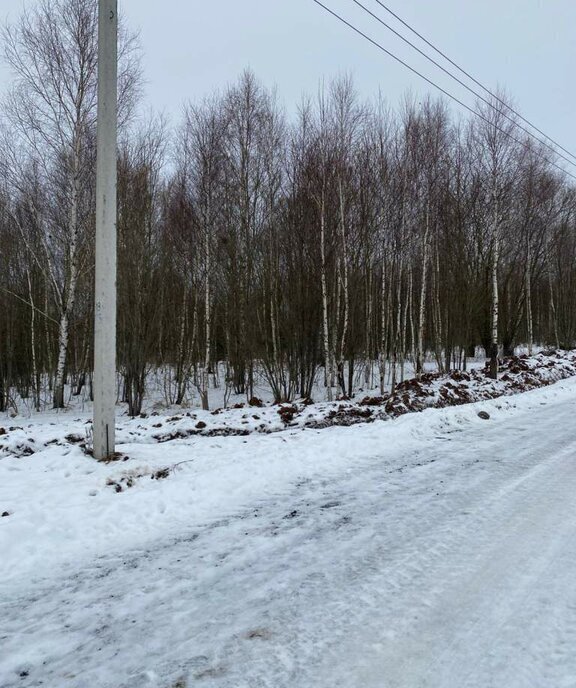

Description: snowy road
[2,382,576,687]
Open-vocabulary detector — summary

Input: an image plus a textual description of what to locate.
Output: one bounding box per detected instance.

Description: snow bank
[1,350,574,461]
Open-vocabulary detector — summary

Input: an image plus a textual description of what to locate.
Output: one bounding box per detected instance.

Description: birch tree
[2,0,140,407]
[471,93,520,379]
[182,98,229,409]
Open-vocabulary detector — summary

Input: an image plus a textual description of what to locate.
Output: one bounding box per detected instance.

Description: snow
[1,371,576,687]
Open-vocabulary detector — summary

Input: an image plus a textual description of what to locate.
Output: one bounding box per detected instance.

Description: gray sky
[1,0,575,156]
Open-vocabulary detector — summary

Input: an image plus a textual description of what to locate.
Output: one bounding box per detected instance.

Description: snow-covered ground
[3,353,488,419]
[2,372,576,687]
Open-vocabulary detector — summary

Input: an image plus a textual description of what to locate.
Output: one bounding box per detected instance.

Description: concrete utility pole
[93,0,118,460]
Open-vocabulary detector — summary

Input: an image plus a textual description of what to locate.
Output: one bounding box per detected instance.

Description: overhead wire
[310,0,576,182]
[371,0,576,164]
[349,0,576,171]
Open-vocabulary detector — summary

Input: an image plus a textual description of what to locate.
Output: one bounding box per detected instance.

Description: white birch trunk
[200,197,212,410]
[53,160,80,409]
[319,191,333,401]
[365,263,373,387]
[27,272,40,411]
[433,242,444,373]
[400,270,410,383]
[525,239,533,356]
[379,255,387,395]
[175,288,188,404]
[415,208,430,376]
[53,311,69,408]
[337,179,350,395]
[201,248,211,411]
[489,197,500,379]
[546,233,560,349]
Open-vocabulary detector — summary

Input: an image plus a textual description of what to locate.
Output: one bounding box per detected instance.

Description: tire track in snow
[320,409,576,688]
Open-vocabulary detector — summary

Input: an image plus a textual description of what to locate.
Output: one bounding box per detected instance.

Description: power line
[310,0,576,183]
[371,0,576,164]
[350,0,576,171]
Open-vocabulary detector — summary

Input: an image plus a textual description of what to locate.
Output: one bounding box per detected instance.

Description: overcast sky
[1,0,575,156]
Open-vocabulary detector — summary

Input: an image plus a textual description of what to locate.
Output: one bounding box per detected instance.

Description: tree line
[1,0,575,415]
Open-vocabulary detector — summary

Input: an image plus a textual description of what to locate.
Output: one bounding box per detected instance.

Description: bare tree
[471,92,520,379]
[2,0,140,407]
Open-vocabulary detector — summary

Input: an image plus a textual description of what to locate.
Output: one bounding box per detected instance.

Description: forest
[1,0,576,416]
